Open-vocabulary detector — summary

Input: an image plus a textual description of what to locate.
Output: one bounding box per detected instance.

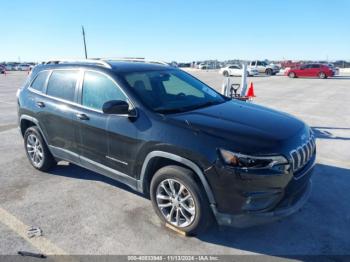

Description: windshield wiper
[154,107,189,114]
[154,100,225,114]
[187,100,223,110]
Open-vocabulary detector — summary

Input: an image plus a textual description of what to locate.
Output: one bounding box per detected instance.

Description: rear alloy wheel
[24,126,55,171]
[150,165,212,235]
[319,72,327,79]
[265,68,273,75]
[223,71,229,77]
[288,72,296,78]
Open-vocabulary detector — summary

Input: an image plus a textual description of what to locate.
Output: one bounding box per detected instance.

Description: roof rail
[43,59,112,69]
[101,57,169,66]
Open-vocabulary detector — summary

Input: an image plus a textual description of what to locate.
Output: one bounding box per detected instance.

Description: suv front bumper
[212,179,312,227]
[206,153,316,228]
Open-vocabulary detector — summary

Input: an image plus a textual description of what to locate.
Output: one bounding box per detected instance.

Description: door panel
[38,69,80,154]
[76,108,109,166]
[303,65,313,77]
[106,115,140,176]
[77,70,137,177]
[39,97,78,153]
[310,65,320,77]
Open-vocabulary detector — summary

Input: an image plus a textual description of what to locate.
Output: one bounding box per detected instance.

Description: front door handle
[36,101,45,108]
[76,113,89,120]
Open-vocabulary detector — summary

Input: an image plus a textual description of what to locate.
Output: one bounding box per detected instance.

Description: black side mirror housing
[102,100,135,117]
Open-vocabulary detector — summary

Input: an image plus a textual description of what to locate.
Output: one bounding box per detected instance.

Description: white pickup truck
[248,60,280,75]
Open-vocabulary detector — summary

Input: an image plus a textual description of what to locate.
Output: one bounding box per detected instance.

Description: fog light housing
[242,191,282,211]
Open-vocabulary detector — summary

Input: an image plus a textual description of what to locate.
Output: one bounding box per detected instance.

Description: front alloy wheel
[319,72,326,79]
[150,165,212,235]
[156,179,196,228]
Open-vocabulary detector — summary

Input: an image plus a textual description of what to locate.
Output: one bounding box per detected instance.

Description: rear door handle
[76,113,89,120]
[36,101,45,108]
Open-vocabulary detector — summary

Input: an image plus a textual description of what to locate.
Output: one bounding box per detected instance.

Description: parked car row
[219,61,340,79]
[0,63,35,71]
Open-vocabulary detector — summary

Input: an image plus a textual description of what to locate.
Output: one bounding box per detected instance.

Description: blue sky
[1,0,349,62]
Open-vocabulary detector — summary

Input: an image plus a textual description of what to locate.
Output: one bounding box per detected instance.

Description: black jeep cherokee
[17,59,316,234]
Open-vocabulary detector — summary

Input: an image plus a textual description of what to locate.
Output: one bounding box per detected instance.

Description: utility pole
[82,26,88,59]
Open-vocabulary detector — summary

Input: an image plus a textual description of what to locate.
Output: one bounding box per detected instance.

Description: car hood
[168,100,308,153]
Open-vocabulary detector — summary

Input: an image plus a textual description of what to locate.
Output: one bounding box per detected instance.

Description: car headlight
[219,149,287,169]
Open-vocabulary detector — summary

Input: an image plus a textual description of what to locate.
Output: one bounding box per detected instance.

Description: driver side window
[82,71,127,111]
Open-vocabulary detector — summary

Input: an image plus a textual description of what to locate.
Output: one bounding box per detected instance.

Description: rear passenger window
[47,70,79,102]
[31,71,50,92]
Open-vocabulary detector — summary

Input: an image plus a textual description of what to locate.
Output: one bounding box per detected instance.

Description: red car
[285,63,334,79]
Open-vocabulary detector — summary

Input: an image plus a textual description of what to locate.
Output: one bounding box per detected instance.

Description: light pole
[82,26,88,59]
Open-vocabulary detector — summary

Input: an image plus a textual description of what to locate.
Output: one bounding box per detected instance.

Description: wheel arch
[288,71,297,77]
[139,151,216,205]
[19,115,49,146]
[265,68,273,74]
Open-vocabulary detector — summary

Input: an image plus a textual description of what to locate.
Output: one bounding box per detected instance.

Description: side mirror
[102,100,136,117]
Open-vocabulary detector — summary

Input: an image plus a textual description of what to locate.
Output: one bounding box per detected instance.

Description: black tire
[318,72,327,79]
[265,68,273,75]
[223,71,229,77]
[24,126,56,171]
[288,71,296,78]
[150,165,213,235]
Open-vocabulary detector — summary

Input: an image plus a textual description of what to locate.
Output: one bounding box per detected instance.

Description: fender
[138,150,216,205]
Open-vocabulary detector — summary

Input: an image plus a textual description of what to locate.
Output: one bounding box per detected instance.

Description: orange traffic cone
[247,82,255,98]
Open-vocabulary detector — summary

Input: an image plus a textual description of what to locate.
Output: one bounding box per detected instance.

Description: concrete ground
[0,71,349,257]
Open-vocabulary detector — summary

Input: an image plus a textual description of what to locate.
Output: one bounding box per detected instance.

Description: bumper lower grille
[290,136,316,172]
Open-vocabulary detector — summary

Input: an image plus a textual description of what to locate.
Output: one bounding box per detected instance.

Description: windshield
[120,69,227,114]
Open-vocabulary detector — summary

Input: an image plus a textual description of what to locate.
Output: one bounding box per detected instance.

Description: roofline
[100,57,170,66]
[42,58,170,69]
[43,59,112,69]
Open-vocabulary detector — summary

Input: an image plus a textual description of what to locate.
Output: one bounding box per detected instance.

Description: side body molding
[18,116,217,207]
[138,151,216,205]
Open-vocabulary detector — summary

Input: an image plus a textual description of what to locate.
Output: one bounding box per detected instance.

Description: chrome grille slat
[290,136,315,174]
[305,142,311,161]
[301,145,306,164]
[308,140,313,157]
[296,147,301,168]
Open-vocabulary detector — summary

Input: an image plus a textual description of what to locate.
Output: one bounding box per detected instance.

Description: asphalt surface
[0,71,349,257]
